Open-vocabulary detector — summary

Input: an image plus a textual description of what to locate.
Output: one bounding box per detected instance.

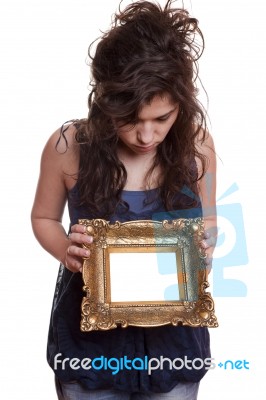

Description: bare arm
[196,131,217,271]
[31,126,92,272]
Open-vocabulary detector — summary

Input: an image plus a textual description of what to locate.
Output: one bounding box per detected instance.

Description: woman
[31,1,217,398]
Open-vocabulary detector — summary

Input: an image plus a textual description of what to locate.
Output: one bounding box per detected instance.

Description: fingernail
[85,250,90,256]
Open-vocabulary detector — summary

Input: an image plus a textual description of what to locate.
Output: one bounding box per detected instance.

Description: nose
[136,122,154,144]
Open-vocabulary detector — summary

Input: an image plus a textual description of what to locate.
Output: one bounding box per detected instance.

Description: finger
[71,224,87,234]
[65,255,83,273]
[200,239,208,249]
[203,231,210,239]
[67,245,90,258]
[204,255,213,266]
[65,247,88,272]
[202,256,212,275]
[69,232,93,245]
[200,236,216,249]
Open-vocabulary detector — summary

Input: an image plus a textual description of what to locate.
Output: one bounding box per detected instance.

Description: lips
[135,145,154,152]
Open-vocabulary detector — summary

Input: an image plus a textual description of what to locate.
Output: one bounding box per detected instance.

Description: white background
[110,252,179,301]
[0,0,264,398]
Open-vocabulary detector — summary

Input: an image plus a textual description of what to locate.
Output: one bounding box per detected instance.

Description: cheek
[159,131,170,143]
[118,132,134,145]
[159,121,175,140]
[164,115,178,134]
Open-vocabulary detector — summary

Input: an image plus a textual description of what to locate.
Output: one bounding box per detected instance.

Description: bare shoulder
[195,129,216,177]
[195,129,215,154]
[45,121,79,154]
[42,121,80,189]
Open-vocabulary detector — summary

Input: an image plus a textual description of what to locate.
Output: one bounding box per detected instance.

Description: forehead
[138,94,177,119]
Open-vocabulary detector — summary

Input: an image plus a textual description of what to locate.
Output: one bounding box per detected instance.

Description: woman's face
[116,94,179,156]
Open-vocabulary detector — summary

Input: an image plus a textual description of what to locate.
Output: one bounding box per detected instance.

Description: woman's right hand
[64,224,93,273]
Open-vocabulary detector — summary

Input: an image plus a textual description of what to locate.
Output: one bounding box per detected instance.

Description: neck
[116,143,161,191]
[117,142,157,164]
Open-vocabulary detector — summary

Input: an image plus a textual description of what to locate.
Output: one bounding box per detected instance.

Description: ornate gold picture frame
[79,218,218,331]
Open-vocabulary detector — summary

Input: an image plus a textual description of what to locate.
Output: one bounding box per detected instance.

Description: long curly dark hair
[62,0,209,218]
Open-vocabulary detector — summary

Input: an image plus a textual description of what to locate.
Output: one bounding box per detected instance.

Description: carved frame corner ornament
[78,218,218,331]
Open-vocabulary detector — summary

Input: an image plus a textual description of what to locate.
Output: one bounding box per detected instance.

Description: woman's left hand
[200,231,216,273]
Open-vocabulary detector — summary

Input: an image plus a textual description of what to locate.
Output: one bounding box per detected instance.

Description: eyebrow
[155,107,178,119]
[138,106,178,122]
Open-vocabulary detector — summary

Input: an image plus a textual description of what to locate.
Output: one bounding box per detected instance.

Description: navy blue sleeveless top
[47,186,210,393]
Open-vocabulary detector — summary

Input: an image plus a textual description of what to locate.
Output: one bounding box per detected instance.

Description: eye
[156,115,170,122]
